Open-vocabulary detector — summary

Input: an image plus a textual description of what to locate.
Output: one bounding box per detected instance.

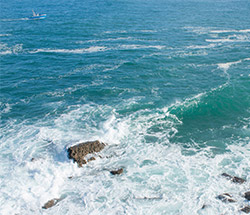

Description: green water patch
[168,79,250,150]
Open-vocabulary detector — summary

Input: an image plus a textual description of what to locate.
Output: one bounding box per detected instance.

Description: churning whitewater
[0,0,249,214]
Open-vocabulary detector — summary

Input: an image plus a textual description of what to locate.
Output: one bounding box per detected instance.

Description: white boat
[29,10,47,20]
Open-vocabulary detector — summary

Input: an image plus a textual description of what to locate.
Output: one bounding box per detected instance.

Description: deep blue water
[0,0,250,214]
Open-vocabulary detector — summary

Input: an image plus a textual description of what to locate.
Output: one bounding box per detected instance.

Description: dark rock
[31,157,42,162]
[110,168,123,175]
[240,206,250,213]
[221,173,246,184]
[42,198,61,209]
[201,204,207,209]
[221,173,233,180]
[135,196,162,200]
[216,193,236,203]
[67,140,105,167]
[68,176,73,179]
[232,176,246,184]
[244,191,250,201]
[87,157,96,162]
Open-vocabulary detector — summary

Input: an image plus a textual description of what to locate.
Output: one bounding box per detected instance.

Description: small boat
[29,10,47,20]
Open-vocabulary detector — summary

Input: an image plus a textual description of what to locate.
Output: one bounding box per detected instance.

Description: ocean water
[0,0,250,214]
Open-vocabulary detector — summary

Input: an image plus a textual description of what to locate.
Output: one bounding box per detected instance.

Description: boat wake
[0,18,29,22]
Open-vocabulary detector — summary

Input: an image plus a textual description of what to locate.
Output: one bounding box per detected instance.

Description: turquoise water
[0,0,250,214]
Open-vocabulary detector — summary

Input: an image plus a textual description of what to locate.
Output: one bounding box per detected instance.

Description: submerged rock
[110,168,123,175]
[201,204,208,209]
[216,193,236,203]
[42,198,61,209]
[221,173,246,184]
[31,158,36,162]
[244,191,250,201]
[135,196,163,201]
[240,206,250,213]
[67,140,105,167]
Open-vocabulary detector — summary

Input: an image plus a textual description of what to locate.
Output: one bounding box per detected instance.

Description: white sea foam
[77,37,134,44]
[103,61,128,72]
[44,84,87,98]
[217,58,250,71]
[210,29,250,33]
[30,46,107,54]
[0,103,12,114]
[206,38,247,43]
[103,30,127,34]
[175,50,208,58]
[206,34,249,43]
[185,26,250,35]
[28,44,165,55]
[0,34,11,37]
[0,18,29,21]
[0,43,23,55]
[183,26,212,34]
[187,44,217,49]
[0,50,12,55]
[217,60,242,71]
[119,44,165,50]
[138,30,157,33]
[102,29,157,34]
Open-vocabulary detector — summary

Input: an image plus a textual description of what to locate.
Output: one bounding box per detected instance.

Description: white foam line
[102,30,157,34]
[0,50,12,55]
[210,29,250,33]
[29,46,107,54]
[76,37,132,44]
[77,37,159,44]
[119,44,165,50]
[217,58,250,71]
[103,30,127,34]
[103,61,127,72]
[138,30,157,33]
[187,44,217,49]
[206,38,236,43]
[0,34,11,37]
[218,60,242,71]
[183,26,212,34]
[206,38,249,43]
[206,34,249,43]
[29,44,165,55]
[1,18,29,21]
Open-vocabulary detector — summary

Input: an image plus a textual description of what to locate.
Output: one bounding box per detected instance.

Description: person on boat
[32,10,39,17]
[32,10,36,16]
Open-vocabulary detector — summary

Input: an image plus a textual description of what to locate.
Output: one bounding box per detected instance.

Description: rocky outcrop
[110,168,123,175]
[42,198,61,209]
[244,191,250,201]
[241,206,250,214]
[221,173,246,184]
[217,173,249,212]
[216,193,236,203]
[67,140,105,167]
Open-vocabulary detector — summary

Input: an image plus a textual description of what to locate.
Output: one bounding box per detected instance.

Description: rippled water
[0,0,250,214]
